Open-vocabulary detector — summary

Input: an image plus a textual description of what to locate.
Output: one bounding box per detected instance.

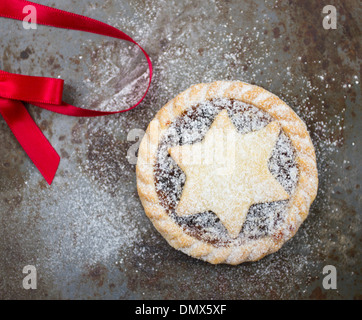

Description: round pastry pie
[136,81,318,264]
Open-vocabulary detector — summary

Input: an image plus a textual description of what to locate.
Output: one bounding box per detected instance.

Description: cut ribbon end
[0,99,61,185]
[43,153,60,185]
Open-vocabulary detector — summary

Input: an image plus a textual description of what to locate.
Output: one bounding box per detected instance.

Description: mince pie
[136,81,318,264]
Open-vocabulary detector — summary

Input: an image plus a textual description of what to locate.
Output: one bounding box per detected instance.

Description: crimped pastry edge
[136,81,318,265]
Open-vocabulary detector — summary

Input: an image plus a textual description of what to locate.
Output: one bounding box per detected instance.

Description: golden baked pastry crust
[136,81,318,265]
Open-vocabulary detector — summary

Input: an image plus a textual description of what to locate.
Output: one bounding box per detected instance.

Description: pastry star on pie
[169,110,289,238]
[136,81,318,265]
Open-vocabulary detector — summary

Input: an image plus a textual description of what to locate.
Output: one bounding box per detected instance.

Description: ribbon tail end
[0,99,61,186]
[43,154,60,185]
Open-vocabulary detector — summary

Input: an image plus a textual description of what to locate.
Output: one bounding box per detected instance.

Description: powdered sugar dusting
[84,0,357,299]
[1,0,357,299]
[155,98,299,245]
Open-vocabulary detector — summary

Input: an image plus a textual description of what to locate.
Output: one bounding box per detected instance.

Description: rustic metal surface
[0,0,360,299]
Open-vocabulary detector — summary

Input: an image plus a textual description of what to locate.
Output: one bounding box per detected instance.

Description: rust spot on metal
[272,27,280,39]
[309,287,327,300]
[84,263,108,287]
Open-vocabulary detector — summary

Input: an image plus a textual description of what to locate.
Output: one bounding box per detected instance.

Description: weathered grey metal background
[0,0,360,299]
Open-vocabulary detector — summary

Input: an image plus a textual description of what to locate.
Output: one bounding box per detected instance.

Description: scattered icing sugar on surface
[1,0,359,299]
[90,1,357,299]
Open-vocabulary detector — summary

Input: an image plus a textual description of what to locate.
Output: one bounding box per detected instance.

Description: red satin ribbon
[0,0,153,184]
